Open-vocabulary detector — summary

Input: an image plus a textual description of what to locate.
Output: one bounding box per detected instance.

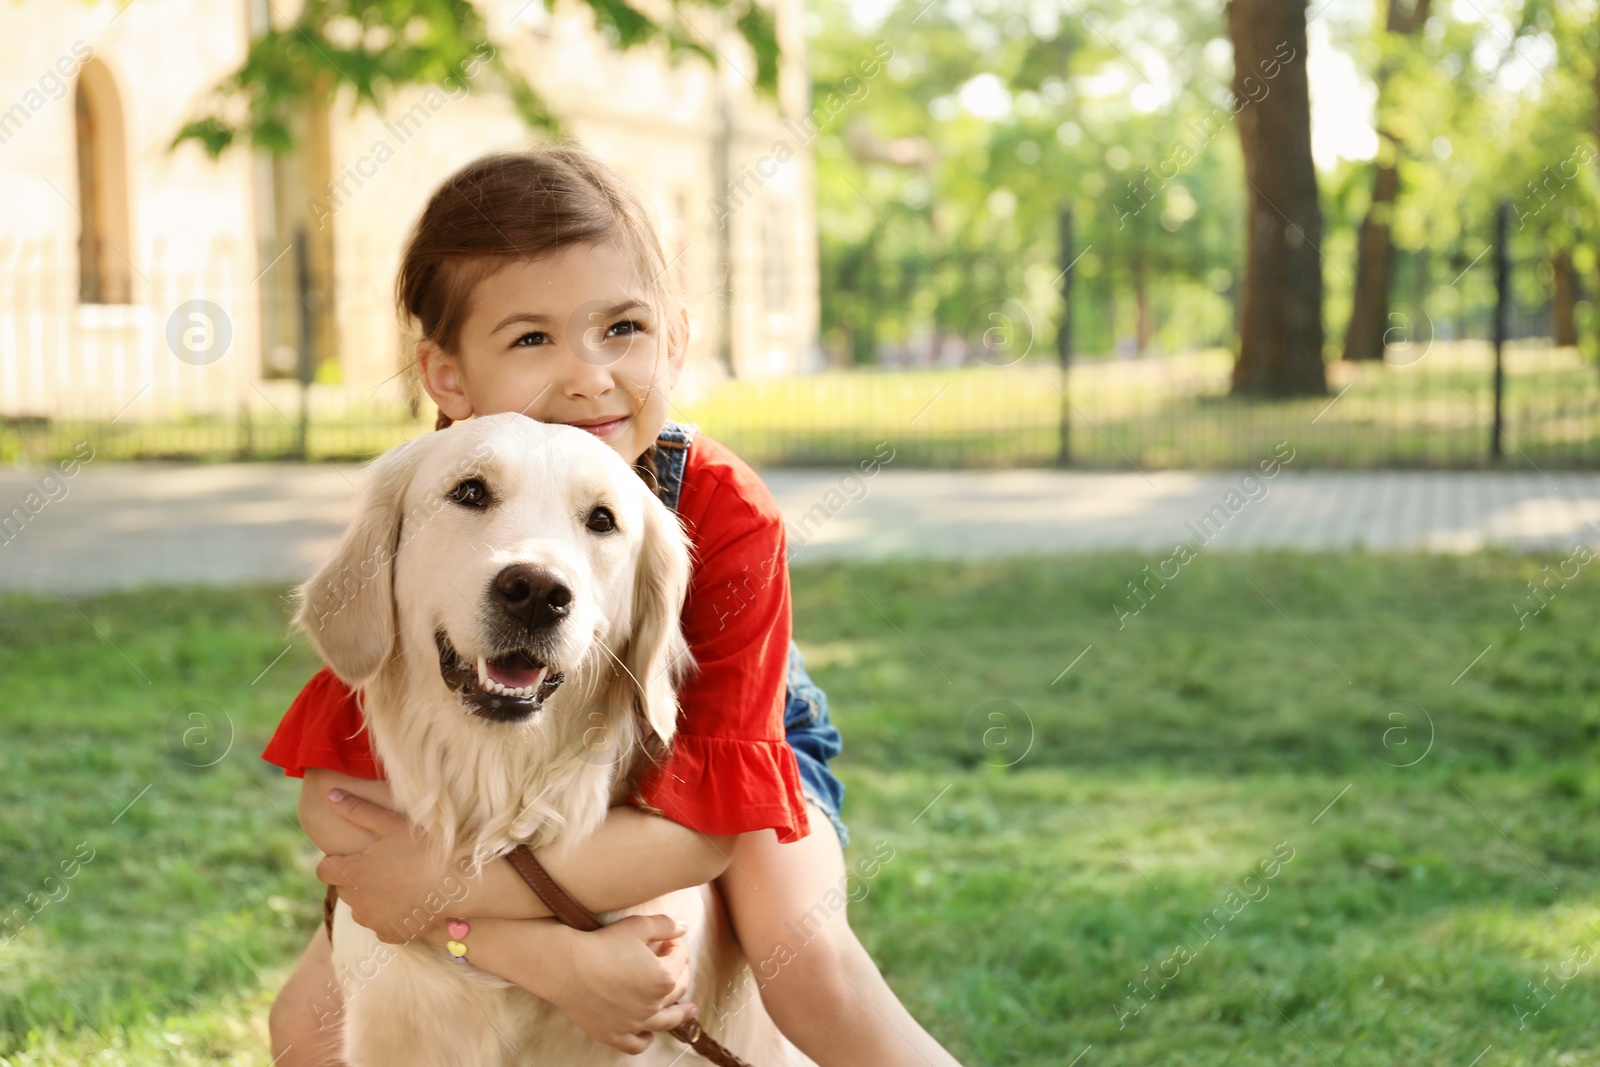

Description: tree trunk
[1450,245,1468,341]
[1593,58,1600,357]
[1553,248,1578,348]
[1411,246,1429,315]
[1343,159,1400,361]
[1134,252,1153,357]
[1342,0,1430,362]
[1227,0,1327,396]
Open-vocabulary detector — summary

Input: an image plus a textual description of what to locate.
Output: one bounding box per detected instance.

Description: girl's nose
[558,334,616,397]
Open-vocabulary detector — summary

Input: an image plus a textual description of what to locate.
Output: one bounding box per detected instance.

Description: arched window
[74,59,132,305]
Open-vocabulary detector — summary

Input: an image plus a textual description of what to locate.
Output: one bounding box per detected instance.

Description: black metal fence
[686,340,1600,470]
[4,198,1595,471]
[5,336,1598,470]
[0,408,424,466]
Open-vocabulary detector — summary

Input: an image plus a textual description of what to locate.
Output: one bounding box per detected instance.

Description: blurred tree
[1227,0,1326,395]
[1344,7,1511,344]
[1343,0,1432,362]
[170,0,779,158]
[811,0,1243,366]
[1521,0,1599,349]
[810,0,1591,377]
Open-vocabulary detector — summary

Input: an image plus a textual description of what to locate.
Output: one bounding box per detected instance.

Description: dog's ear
[623,490,693,745]
[293,433,438,687]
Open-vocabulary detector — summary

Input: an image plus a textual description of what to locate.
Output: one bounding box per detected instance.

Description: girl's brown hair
[396,145,684,430]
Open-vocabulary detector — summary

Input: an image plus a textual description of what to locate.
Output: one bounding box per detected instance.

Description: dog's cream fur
[294,413,808,1067]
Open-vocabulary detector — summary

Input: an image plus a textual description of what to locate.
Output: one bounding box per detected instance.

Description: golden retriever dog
[293,413,806,1067]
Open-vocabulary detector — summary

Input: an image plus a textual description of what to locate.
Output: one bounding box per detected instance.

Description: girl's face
[420,239,685,465]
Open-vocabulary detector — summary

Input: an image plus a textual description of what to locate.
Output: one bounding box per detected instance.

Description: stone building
[0,0,818,425]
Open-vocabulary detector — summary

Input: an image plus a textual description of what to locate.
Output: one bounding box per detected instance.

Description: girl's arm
[468,803,737,916]
[411,914,698,1053]
[303,769,735,932]
[299,769,706,1052]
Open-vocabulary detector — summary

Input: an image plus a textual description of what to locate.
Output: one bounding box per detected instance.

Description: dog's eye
[586,505,616,533]
[448,479,490,508]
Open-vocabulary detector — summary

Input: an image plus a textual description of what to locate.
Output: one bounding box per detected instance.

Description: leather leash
[321,855,756,1067]
[506,845,755,1067]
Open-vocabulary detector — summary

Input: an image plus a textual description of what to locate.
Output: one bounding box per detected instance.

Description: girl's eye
[449,479,490,508]
[606,320,644,338]
[512,331,550,347]
[586,505,617,534]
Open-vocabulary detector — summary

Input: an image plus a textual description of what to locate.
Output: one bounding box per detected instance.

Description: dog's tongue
[486,651,546,689]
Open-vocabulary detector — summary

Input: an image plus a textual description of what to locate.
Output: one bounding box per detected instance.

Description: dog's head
[293,413,691,746]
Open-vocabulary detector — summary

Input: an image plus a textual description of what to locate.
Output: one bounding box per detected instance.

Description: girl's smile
[568,414,632,438]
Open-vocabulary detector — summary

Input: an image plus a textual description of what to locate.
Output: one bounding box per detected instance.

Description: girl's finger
[614,1032,652,1054]
[314,854,351,886]
[628,913,689,944]
[327,789,407,832]
[640,1001,696,1034]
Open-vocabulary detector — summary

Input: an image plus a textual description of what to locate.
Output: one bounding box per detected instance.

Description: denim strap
[646,419,697,514]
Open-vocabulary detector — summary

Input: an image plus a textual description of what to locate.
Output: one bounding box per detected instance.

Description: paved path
[2,462,1598,594]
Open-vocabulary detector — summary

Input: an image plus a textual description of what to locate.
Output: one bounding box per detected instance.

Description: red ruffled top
[261,430,811,843]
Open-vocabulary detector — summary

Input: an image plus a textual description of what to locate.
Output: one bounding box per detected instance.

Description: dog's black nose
[493,564,572,628]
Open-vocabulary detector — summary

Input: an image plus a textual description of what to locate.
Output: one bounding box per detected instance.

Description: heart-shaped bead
[447,939,468,958]
[448,920,469,939]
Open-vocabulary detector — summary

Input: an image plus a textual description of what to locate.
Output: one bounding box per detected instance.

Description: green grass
[2,552,1598,1064]
[9,341,1600,469]
[683,341,1600,469]
[0,408,431,467]
[802,552,1600,1065]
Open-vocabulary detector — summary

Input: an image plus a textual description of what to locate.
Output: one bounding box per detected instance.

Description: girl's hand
[541,916,698,1053]
[314,789,459,943]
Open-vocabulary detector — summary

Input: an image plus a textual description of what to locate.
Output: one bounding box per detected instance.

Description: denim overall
[644,420,848,847]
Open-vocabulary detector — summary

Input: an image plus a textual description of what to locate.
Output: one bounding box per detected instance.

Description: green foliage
[171,0,778,159]
[171,0,544,156]
[1340,0,1600,346]
[811,0,1600,365]
[734,2,780,93]
[808,0,1256,363]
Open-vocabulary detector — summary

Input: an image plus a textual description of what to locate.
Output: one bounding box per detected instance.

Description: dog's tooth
[476,657,489,687]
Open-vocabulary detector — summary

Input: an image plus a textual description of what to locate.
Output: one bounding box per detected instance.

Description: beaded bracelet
[446,919,471,963]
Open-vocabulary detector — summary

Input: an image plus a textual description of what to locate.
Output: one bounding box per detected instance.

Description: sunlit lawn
[684,341,1600,468]
[1,551,1597,1064]
[9,342,1599,469]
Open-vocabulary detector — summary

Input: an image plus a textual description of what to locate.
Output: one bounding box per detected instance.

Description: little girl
[263,145,961,1067]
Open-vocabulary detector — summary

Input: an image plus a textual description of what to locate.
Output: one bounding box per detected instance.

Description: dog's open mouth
[435,631,565,723]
